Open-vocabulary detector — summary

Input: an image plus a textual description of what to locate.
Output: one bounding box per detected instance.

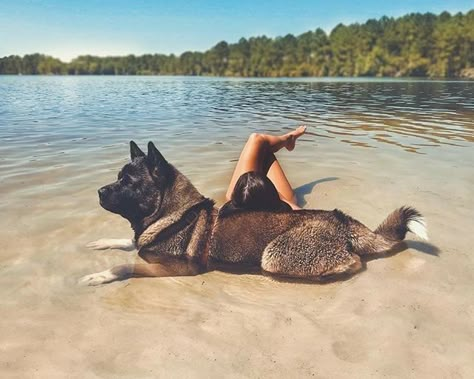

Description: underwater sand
[0,77,473,378]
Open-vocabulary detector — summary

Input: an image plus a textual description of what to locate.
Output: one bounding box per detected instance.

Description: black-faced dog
[80,141,427,285]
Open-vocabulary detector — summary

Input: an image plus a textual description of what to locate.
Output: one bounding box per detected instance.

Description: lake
[1,76,473,378]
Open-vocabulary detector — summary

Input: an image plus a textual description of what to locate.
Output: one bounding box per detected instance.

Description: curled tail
[349,206,428,256]
[375,206,428,242]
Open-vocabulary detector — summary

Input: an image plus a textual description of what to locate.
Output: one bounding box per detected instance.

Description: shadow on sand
[364,240,441,262]
[294,177,339,207]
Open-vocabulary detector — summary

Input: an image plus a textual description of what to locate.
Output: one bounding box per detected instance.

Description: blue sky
[0,0,472,61]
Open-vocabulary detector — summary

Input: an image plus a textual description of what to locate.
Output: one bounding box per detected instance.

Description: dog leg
[261,224,362,279]
[86,238,136,251]
[79,262,200,286]
[79,265,131,286]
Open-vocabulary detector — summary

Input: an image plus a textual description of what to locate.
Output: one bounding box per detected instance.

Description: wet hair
[231,171,288,211]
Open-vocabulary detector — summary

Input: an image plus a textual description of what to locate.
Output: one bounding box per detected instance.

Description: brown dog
[80,141,427,285]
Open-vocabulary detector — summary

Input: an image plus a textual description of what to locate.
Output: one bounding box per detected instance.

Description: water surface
[1,77,473,378]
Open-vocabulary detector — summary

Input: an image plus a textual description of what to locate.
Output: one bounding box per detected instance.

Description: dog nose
[98,187,108,197]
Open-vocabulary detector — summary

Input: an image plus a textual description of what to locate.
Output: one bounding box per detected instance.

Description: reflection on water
[1,77,473,157]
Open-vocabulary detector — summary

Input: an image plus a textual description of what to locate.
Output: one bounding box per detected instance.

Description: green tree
[1,10,473,78]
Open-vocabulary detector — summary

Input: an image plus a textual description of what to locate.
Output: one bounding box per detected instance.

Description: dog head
[98,141,172,224]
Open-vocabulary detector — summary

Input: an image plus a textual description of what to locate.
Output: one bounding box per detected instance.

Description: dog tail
[349,206,427,256]
[375,206,428,242]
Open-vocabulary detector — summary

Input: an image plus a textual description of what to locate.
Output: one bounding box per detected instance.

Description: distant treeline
[1,10,473,78]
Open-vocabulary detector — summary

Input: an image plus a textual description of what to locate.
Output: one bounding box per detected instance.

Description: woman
[224,125,306,213]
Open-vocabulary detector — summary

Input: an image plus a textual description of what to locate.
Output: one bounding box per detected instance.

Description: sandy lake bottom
[0,77,473,378]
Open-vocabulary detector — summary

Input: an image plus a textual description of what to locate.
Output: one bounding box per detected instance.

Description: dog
[80,141,427,286]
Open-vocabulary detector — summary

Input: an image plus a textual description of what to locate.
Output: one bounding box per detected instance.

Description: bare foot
[285,125,307,151]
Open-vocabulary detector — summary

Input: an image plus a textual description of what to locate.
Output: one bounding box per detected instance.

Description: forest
[0,10,473,77]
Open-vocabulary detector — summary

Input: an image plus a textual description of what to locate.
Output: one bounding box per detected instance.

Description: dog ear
[130,141,145,160]
[147,141,168,169]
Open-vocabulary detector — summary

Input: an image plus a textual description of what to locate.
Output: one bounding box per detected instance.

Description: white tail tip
[408,217,428,240]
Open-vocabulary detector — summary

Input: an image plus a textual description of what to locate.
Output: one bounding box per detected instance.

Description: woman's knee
[248,132,265,146]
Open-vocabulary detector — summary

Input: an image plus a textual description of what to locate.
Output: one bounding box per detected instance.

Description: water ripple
[0,76,472,166]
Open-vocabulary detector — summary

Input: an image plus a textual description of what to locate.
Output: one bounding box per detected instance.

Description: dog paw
[79,270,118,286]
[86,239,116,250]
[86,239,135,251]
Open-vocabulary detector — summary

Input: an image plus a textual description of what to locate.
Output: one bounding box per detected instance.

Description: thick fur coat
[80,141,427,286]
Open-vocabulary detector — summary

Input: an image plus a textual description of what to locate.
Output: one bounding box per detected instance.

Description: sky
[0,0,472,62]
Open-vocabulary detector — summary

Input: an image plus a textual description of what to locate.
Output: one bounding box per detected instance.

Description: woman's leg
[225,126,306,207]
[263,153,300,209]
[225,133,268,201]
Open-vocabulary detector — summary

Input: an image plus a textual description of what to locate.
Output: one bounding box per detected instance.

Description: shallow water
[1,76,473,378]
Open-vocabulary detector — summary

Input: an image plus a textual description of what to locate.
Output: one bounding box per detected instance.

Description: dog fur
[80,141,427,286]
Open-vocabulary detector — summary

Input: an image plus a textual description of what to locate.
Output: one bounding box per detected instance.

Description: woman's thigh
[266,158,296,204]
[226,134,267,200]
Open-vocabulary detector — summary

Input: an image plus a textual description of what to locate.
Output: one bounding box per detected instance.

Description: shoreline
[1,73,474,80]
